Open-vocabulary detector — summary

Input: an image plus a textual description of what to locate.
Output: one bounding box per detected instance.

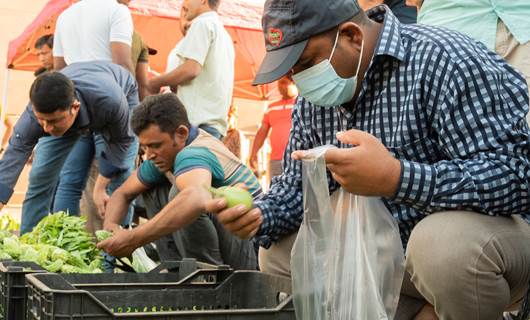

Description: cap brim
[253,40,308,85]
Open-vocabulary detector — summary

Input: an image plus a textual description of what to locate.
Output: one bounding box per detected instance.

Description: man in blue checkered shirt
[206,1,530,319]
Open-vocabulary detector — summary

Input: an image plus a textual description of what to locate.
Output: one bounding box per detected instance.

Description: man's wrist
[94,175,111,191]
[130,226,148,248]
[103,221,120,230]
[151,75,165,89]
[383,158,403,198]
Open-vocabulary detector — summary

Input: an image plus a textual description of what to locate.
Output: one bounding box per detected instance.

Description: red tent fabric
[6,0,277,101]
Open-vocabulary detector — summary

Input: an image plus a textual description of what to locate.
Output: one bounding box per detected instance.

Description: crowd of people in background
[0,0,264,271]
[0,0,529,319]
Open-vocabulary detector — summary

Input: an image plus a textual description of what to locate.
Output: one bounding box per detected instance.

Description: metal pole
[0,68,10,140]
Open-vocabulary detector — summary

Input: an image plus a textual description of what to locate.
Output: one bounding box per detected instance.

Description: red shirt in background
[261,97,296,161]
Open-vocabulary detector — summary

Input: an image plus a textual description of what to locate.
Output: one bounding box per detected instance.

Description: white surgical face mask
[292,29,364,108]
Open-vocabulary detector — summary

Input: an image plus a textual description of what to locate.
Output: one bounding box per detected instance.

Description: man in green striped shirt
[97,93,259,269]
[415,0,530,124]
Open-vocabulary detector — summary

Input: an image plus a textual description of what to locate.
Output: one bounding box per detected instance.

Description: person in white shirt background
[53,0,134,73]
[165,6,192,88]
[147,0,235,140]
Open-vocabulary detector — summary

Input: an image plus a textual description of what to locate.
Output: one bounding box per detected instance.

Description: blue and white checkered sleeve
[394,54,530,216]
[254,98,310,248]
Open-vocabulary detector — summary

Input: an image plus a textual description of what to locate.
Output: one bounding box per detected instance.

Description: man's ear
[70,100,81,115]
[175,125,190,141]
[339,22,364,51]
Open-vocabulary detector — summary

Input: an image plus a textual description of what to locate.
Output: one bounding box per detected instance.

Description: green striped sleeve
[137,160,167,186]
[173,147,225,184]
[224,165,262,197]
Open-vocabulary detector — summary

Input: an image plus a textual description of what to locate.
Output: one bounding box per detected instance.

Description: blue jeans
[20,133,138,234]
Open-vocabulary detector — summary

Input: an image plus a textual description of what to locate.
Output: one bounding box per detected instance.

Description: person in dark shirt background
[34,34,54,76]
[359,0,417,23]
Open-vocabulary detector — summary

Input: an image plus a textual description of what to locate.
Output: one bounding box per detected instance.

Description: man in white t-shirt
[148,0,235,139]
[53,0,134,73]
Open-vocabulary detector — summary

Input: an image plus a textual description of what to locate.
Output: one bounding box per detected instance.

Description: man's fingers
[331,172,346,187]
[96,238,110,250]
[101,199,108,217]
[231,209,261,233]
[291,150,306,160]
[204,198,228,213]
[233,214,262,239]
[217,205,254,225]
[324,148,353,165]
[326,164,341,178]
[220,207,260,230]
[99,206,106,219]
[327,161,350,177]
[336,129,367,146]
[97,204,106,219]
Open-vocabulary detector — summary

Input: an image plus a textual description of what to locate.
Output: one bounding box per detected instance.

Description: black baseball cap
[253,0,362,85]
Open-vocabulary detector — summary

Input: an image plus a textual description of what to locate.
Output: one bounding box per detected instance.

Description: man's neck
[196,7,215,17]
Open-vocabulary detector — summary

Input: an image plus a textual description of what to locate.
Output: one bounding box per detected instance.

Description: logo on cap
[268,28,283,47]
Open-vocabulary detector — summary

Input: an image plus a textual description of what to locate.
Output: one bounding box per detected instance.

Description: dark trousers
[140,182,257,270]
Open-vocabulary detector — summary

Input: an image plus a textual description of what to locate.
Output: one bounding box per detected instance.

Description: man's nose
[42,121,54,133]
[144,148,156,160]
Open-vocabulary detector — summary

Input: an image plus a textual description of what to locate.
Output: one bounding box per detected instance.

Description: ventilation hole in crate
[277,291,289,303]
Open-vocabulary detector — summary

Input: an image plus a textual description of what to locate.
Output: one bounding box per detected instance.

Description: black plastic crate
[0,261,47,320]
[26,270,295,319]
[1,258,222,320]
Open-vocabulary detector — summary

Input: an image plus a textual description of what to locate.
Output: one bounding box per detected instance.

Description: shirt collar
[195,11,218,21]
[368,5,406,62]
[73,90,90,129]
[65,90,89,135]
[185,125,199,146]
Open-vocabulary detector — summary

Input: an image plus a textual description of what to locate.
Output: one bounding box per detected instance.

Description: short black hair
[35,34,53,49]
[208,0,220,10]
[33,66,48,77]
[30,72,75,113]
[131,93,191,136]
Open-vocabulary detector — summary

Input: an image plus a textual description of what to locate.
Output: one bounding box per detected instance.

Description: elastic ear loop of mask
[329,28,365,77]
[329,29,340,61]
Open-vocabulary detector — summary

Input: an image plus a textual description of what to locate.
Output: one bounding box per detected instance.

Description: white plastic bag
[131,246,158,273]
[291,145,405,320]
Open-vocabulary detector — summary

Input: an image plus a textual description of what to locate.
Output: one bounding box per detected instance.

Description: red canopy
[6,0,277,101]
